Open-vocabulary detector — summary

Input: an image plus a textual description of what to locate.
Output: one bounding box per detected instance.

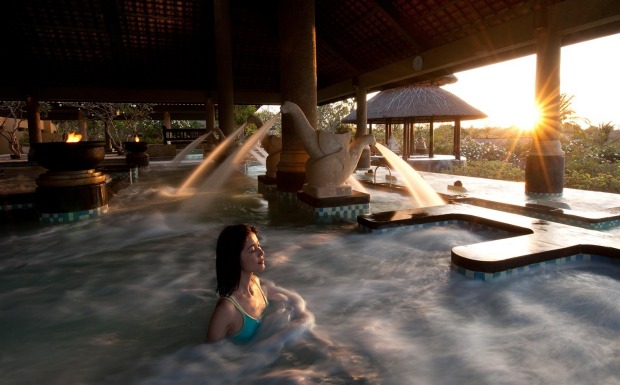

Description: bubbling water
[1,162,620,385]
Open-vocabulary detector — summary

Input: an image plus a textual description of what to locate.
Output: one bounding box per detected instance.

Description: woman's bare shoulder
[213,297,237,315]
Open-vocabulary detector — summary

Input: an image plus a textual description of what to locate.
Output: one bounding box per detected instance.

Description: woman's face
[239,232,265,274]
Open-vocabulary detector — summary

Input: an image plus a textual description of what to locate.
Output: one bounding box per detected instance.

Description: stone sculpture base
[525,154,565,196]
[302,183,352,198]
[257,175,278,200]
[126,152,149,168]
[297,190,370,221]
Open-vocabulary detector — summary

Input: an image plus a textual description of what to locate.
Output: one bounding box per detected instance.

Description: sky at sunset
[442,33,620,130]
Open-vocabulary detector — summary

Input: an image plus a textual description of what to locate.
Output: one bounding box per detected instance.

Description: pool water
[1,162,619,385]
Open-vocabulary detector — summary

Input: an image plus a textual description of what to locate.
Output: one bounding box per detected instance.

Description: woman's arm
[256,279,315,350]
[260,279,313,325]
[205,299,236,343]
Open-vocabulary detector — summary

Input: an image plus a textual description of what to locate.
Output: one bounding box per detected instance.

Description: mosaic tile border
[455,253,620,281]
[257,180,278,198]
[298,200,369,221]
[1,202,35,212]
[525,191,563,198]
[357,219,514,235]
[39,205,109,224]
[276,191,298,203]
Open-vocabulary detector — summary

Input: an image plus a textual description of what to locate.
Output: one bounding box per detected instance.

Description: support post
[214,0,235,137]
[429,120,435,158]
[525,0,565,195]
[355,84,370,169]
[453,119,461,160]
[26,96,42,161]
[277,0,316,194]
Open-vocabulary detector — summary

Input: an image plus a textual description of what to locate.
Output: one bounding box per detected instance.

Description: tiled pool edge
[456,197,620,230]
[454,253,620,281]
[357,218,517,236]
[357,204,620,281]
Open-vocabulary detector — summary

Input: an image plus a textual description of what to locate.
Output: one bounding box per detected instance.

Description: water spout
[168,132,213,167]
[374,143,444,208]
[177,115,278,210]
[176,123,247,194]
[280,101,375,198]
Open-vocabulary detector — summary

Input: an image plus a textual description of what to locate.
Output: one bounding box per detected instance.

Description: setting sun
[442,33,620,130]
[517,103,543,132]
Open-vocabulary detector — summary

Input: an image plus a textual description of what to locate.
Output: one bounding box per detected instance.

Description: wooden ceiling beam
[318,0,620,104]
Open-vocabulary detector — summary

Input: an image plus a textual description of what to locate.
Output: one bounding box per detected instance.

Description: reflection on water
[1,163,620,385]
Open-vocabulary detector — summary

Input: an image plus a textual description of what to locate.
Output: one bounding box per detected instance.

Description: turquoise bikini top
[222,278,269,343]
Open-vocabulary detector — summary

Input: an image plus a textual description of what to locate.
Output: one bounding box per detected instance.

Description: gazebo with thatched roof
[343,77,487,161]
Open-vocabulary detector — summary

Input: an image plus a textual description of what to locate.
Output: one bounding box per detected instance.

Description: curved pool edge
[357,203,620,280]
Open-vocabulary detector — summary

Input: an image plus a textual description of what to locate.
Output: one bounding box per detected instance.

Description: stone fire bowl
[32,141,106,171]
[123,141,149,153]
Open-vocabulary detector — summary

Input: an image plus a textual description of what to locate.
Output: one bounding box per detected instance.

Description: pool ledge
[357,203,620,278]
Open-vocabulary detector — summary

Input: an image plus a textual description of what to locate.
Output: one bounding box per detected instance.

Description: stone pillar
[402,121,410,160]
[525,0,565,195]
[26,96,42,161]
[78,110,88,140]
[277,0,316,193]
[355,85,371,169]
[163,111,172,129]
[453,119,461,160]
[205,99,216,133]
[214,0,235,137]
[428,120,435,158]
[203,98,218,152]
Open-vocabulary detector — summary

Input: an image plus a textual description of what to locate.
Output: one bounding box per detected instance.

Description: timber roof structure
[342,83,488,124]
[1,0,619,105]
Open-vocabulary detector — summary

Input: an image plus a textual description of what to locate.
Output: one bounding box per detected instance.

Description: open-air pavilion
[1,0,620,195]
[342,79,487,164]
[1,3,620,383]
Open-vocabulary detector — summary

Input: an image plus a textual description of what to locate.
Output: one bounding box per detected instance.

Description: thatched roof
[343,85,487,125]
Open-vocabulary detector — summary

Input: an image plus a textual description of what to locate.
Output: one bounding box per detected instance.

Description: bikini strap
[220,296,247,316]
[251,276,269,306]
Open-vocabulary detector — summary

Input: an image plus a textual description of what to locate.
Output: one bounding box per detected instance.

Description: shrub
[441,160,524,181]
[459,138,520,165]
[564,171,620,193]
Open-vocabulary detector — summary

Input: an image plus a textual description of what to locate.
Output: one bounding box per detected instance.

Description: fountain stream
[168,132,213,167]
[374,143,445,207]
[175,116,277,211]
[176,123,247,194]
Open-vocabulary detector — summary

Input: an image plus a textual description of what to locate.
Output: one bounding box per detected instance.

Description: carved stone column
[277,0,316,193]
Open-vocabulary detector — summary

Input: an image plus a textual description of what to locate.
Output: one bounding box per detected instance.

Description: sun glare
[517,103,542,132]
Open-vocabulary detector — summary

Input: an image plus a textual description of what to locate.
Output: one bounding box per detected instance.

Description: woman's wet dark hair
[215,224,258,297]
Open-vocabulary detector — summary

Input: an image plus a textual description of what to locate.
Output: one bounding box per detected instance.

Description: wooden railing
[162,127,208,146]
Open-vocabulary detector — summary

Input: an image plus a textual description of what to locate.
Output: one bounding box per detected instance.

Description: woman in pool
[206,224,312,344]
